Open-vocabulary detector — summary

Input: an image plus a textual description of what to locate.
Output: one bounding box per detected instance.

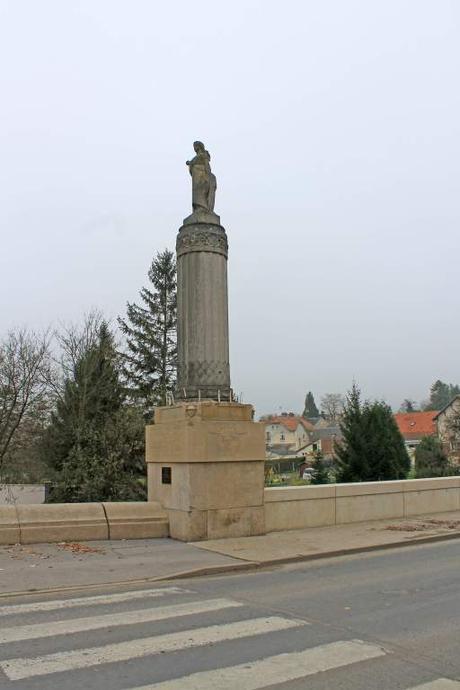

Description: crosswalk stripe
[408,682,460,689]
[0,598,242,644]
[0,615,306,680]
[127,639,386,689]
[0,587,188,617]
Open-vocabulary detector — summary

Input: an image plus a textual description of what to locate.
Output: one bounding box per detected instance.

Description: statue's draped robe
[189,152,217,212]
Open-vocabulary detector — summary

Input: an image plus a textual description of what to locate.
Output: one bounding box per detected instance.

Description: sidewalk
[0,539,243,597]
[1,512,460,597]
[193,511,460,565]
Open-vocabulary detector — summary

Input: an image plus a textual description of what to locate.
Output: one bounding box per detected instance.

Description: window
[280,433,285,441]
[266,432,271,442]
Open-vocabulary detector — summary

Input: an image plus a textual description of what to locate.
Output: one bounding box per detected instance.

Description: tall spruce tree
[335,384,410,482]
[334,384,368,482]
[41,322,145,502]
[118,250,177,417]
[302,391,319,419]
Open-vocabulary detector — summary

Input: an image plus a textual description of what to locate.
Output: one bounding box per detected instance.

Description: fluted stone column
[176,220,231,401]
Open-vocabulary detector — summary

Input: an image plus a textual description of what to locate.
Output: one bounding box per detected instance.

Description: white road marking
[127,639,386,689]
[0,587,188,617]
[0,598,242,644]
[0,616,305,680]
[408,681,460,689]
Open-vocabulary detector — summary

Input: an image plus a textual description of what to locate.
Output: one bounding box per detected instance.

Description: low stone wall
[0,502,169,546]
[264,477,460,533]
[2,479,459,545]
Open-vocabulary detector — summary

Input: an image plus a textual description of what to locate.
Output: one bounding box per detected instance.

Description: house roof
[433,395,460,420]
[394,411,437,439]
[265,416,314,432]
[267,443,296,456]
[313,426,341,440]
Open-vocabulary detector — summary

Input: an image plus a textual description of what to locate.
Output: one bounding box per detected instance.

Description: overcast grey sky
[1,0,459,416]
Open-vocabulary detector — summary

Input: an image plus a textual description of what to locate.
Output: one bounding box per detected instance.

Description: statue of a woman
[186,141,217,213]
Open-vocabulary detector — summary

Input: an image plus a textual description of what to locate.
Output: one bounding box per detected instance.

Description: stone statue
[186,141,217,213]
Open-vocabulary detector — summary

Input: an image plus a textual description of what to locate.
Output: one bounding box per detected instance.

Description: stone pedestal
[146,401,265,541]
[176,221,231,401]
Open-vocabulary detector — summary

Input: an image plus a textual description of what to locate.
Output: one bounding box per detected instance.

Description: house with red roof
[264,413,314,459]
[394,410,438,460]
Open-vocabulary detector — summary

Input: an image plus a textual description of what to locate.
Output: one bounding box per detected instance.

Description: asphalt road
[0,540,459,689]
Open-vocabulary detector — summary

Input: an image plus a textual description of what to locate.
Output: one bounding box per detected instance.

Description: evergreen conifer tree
[364,402,410,480]
[310,450,329,484]
[427,380,460,410]
[415,436,451,478]
[118,250,176,417]
[41,323,145,501]
[335,384,410,482]
[302,391,319,419]
[334,384,369,482]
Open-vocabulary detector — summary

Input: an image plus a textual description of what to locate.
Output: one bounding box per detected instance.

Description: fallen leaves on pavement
[384,518,460,532]
[57,542,105,554]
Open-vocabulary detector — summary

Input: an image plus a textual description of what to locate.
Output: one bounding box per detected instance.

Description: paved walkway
[0,539,241,597]
[193,511,460,565]
[1,512,459,596]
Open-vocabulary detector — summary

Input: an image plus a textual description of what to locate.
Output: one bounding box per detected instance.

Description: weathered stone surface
[405,488,460,516]
[147,401,265,541]
[17,503,108,544]
[336,492,405,524]
[167,509,207,542]
[102,502,169,540]
[146,404,264,464]
[176,223,231,401]
[148,461,264,512]
[0,506,20,545]
[176,223,227,258]
[263,477,460,533]
[206,506,265,540]
[265,498,335,532]
[154,401,253,424]
[185,141,217,214]
[182,208,221,226]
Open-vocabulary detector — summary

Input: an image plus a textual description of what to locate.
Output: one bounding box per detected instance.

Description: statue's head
[193,141,205,153]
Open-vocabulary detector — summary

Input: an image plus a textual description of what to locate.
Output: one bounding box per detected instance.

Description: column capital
[176,223,228,259]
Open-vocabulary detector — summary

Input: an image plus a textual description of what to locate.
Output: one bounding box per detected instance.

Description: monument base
[146,401,265,541]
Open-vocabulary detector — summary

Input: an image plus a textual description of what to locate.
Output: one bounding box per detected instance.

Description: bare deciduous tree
[0,329,52,471]
[320,393,345,422]
[55,310,105,380]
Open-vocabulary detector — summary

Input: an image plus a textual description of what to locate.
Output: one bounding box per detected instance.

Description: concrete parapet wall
[0,502,169,546]
[17,503,109,544]
[102,502,169,540]
[265,477,460,533]
[0,506,20,545]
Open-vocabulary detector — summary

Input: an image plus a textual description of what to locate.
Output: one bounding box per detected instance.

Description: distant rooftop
[394,411,437,439]
[263,415,314,432]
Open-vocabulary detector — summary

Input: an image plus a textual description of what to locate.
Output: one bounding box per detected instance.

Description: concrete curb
[1,529,460,599]
[187,530,460,573]
[0,562,260,601]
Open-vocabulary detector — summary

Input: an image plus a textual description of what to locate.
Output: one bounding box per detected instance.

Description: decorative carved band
[176,224,228,258]
[177,359,230,389]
